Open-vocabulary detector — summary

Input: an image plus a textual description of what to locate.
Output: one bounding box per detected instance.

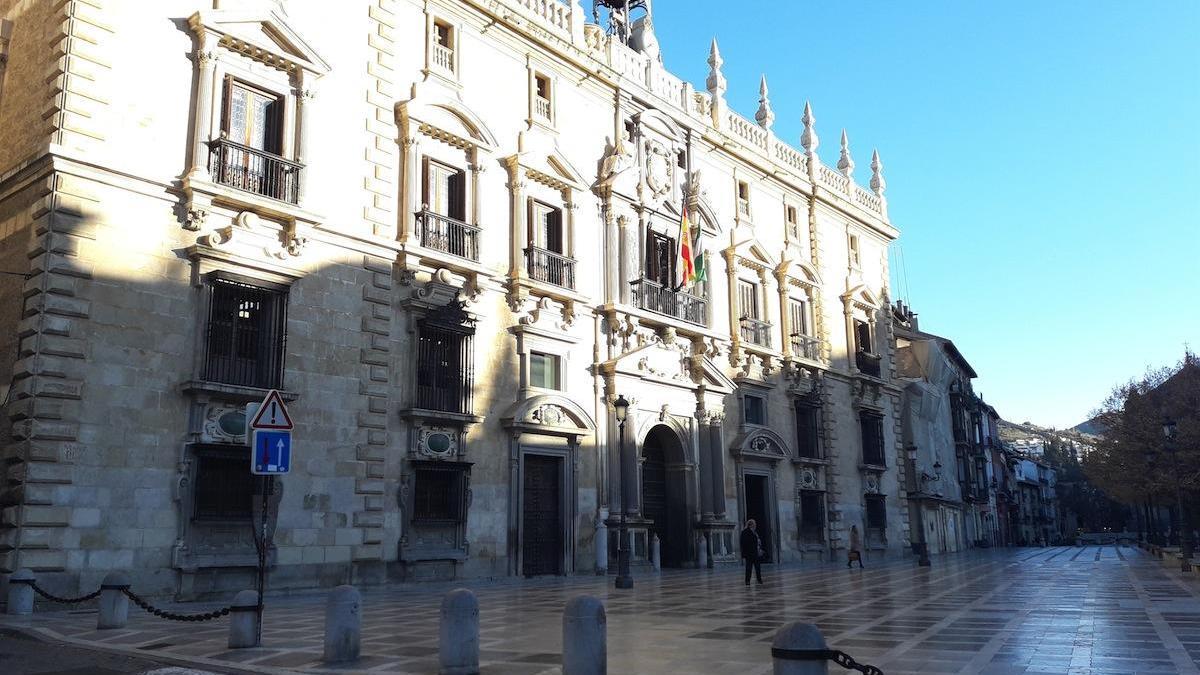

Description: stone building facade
[0,0,907,597]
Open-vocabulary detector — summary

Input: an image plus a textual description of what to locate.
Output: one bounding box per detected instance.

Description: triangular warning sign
[250,390,294,430]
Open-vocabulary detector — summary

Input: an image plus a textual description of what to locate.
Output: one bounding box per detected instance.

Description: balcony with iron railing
[208,138,302,204]
[632,278,706,326]
[417,210,480,262]
[739,317,772,348]
[525,246,576,289]
[855,350,882,378]
[790,334,820,361]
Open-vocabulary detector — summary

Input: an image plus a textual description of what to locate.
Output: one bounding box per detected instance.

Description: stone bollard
[6,569,35,616]
[323,585,362,663]
[771,622,829,675]
[562,595,606,675]
[228,590,261,649]
[97,572,131,629]
[698,534,709,569]
[650,533,661,571]
[594,519,608,575]
[439,588,479,675]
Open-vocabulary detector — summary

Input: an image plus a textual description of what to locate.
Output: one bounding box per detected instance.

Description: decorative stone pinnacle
[801,101,819,155]
[706,38,726,97]
[837,129,854,177]
[755,75,775,130]
[870,149,886,196]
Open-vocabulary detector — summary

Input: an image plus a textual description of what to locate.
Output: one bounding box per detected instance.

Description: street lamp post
[906,445,932,567]
[1163,417,1194,572]
[614,395,634,589]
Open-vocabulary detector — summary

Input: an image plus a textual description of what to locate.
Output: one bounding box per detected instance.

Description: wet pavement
[2,545,1198,674]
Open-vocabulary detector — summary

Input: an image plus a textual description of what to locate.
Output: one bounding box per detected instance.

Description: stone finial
[706,39,727,129]
[801,101,819,155]
[837,129,855,177]
[754,75,775,130]
[870,148,886,196]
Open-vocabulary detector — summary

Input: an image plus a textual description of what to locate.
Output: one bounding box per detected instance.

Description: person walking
[741,518,764,585]
[848,524,864,568]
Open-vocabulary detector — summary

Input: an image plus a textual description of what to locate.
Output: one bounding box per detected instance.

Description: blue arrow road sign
[251,430,291,475]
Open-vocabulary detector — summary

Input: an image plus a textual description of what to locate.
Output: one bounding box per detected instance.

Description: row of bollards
[8,571,840,674]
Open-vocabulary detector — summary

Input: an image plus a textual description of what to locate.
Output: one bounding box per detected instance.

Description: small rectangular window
[413,467,465,523]
[530,352,561,390]
[849,233,861,267]
[223,80,283,154]
[865,494,887,530]
[738,280,759,320]
[786,205,798,225]
[854,319,873,354]
[860,412,885,466]
[737,181,751,216]
[744,394,765,426]
[433,21,455,73]
[799,490,824,542]
[192,447,254,521]
[534,74,552,121]
[796,404,820,459]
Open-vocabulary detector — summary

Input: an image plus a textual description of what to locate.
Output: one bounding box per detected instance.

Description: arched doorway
[641,425,689,567]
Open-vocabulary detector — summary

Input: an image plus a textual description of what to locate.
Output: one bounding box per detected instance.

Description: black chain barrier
[122,589,232,623]
[772,647,884,675]
[26,581,102,605]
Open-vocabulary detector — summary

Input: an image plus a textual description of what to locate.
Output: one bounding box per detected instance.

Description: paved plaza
[3,546,1199,674]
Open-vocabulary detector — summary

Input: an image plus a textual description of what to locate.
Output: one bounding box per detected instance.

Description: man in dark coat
[741,518,764,585]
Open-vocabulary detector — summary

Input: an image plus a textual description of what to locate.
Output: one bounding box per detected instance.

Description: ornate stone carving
[864,474,880,494]
[417,426,459,459]
[201,403,249,445]
[799,467,818,490]
[185,208,208,232]
[530,404,567,427]
[642,138,674,202]
[597,136,633,192]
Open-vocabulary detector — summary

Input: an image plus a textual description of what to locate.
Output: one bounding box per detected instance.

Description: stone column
[616,215,631,304]
[697,411,714,519]
[400,135,422,244]
[189,31,217,181]
[295,75,315,206]
[708,417,727,518]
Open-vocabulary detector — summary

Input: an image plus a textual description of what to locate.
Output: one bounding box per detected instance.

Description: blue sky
[649,1,1200,429]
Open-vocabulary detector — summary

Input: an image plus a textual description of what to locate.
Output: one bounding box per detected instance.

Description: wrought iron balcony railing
[855,350,882,378]
[208,138,301,204]
[417,210,480,261]
[790,334,820,360]
[525,246,576,289]
[739,317,772,348]
[632,278,706,326]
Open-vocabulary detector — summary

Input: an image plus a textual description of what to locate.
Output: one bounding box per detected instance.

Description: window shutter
[220,75,234,137]
[546,208,563,253]
[448,170,466,221]
[421,157,431,211]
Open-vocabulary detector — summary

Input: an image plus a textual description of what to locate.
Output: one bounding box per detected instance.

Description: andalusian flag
[675,200,694,290]
[692,214,707,286]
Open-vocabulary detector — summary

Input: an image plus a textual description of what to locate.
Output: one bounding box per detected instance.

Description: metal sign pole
[256,474,270,645]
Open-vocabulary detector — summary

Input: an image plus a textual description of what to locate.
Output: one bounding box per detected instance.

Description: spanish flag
[675,200,694,290]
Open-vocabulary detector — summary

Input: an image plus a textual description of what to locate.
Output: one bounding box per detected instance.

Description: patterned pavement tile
[4,545,1200,674]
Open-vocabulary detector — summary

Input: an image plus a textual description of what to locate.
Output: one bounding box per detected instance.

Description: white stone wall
[0,0,909,594]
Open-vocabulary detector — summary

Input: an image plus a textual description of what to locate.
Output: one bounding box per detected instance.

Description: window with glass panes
[530,352,560,390]
[645,231,675,287]
[223,79,282,154]
[530,201,564,253]
[424,160,466,221]
[738,280,760,320]
[860,412,885,466]
[203,275,287,389]
[743,394,765,426]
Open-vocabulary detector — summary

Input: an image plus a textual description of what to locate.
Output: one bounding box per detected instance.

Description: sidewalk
[3,547,1198,675]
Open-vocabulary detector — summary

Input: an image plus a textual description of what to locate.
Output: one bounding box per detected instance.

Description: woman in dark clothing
[741,519,764,585]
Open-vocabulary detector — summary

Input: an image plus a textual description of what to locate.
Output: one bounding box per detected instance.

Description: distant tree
[1082,353,1200,528]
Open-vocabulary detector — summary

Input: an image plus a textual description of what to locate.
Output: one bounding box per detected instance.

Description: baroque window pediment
[189,9,329,76]
[503,132,586,192]
[397,93,498,152]
[731,428,792,462]
[501,394,596,436]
